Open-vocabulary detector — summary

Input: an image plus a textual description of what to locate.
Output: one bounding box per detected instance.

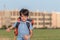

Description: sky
[0,0,60,12]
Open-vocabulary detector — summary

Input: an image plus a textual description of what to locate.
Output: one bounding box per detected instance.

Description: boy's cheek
[21,18,26,21]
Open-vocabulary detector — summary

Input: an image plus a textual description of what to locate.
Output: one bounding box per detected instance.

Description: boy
[6,8,33,40]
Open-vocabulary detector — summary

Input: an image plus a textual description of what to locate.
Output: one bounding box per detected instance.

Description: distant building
[29,12,52,28]
[52,12,60,28]
[0,10,60,28]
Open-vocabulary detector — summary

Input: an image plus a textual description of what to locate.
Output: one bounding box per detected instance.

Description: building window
[11,18,15,20]
[10,11,12,16]
[32,18,37,20]
[13,11,16,16]
[11,22,15,25]
[34,23,37,25]
[39,23,43,25]
[29,18,37,20]
[45,14,52,16]
[0,13,1,16]
[17,12,19,16]
[38,13,40,16]
[45,22,51,25]
[39,18,44,20]
[45,18,52,20]
[35,13,37,16]
[29,12,33,16]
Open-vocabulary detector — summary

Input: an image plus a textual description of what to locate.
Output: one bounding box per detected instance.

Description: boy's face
[21,14,28,22]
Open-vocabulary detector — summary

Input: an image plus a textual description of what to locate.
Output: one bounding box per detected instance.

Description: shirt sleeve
[13,22,17,27]
[29,23,33,30]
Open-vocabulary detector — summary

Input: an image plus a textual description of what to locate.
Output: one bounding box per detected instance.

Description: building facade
[0,10,60,28]
[29,12,52,28]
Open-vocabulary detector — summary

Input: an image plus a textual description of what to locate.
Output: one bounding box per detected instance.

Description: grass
[0,29,60,40]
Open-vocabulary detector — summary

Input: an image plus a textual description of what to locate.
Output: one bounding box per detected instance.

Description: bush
[8,25,12,28]
[1,25,7,29]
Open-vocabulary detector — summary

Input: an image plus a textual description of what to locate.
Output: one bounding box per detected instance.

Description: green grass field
[0,29,60,40]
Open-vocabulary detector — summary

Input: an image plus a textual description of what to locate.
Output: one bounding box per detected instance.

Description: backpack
[14,17,34,36]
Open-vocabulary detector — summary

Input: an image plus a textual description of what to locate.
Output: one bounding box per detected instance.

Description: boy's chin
[22,20,26,22]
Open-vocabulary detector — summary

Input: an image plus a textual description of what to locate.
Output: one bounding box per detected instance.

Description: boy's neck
[22,21,26,22]
[21,19,27,22]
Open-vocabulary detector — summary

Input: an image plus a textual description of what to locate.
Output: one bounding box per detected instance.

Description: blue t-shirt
[13,21,33,38]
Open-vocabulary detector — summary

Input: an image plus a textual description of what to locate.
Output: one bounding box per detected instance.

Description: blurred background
[0,0,60,40]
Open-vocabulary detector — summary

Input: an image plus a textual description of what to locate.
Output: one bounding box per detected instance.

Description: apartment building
[29,12,52,28]
[10,10,19,25]
[52,12,60,28]
[0,10,60,28]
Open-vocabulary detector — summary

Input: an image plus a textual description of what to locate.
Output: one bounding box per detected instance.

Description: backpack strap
[27,19,34,26]
[26,22,30,34]
[15,17,21,28]
[15,22,20,28]
[26,22,30,30]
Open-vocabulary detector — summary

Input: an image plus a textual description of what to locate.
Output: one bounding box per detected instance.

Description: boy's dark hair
[19,8,29,16]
